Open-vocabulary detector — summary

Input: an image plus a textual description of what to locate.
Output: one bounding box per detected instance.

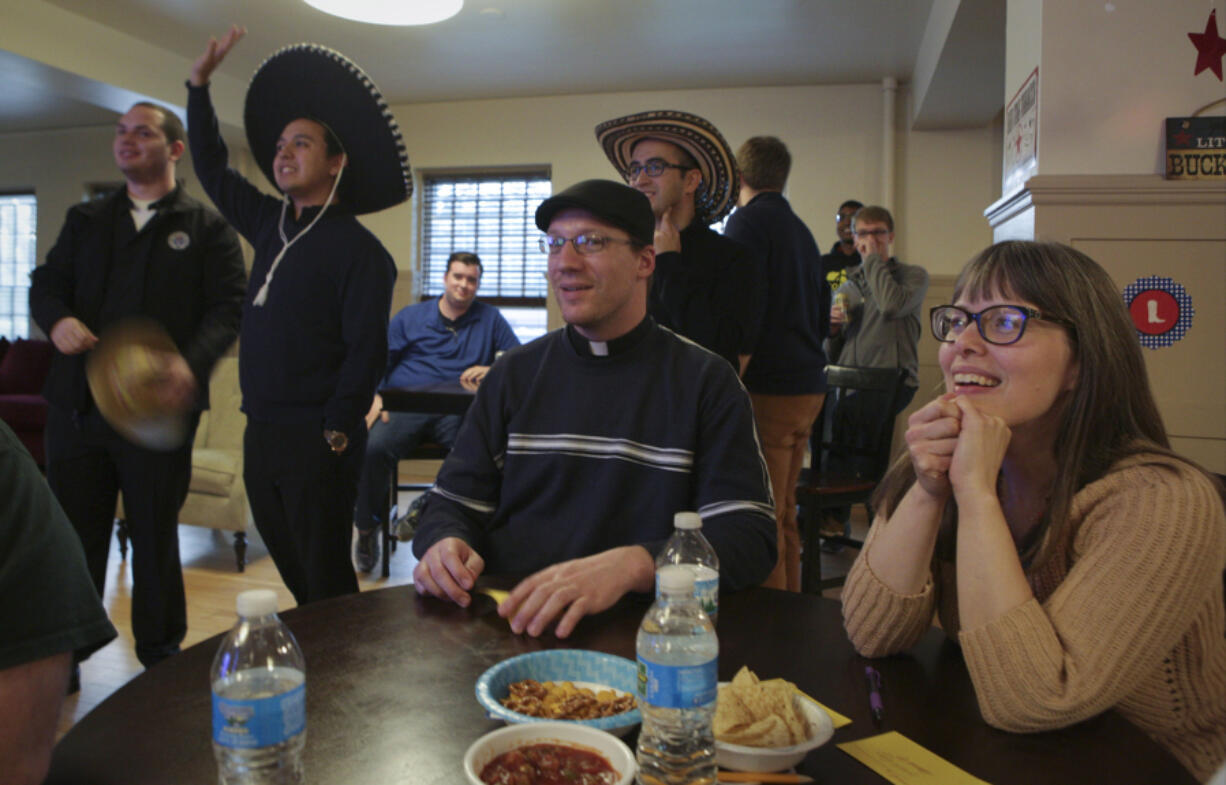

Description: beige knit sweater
[842,452,1226,782]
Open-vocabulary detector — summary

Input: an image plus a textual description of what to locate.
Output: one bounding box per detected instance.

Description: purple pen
[865,665,885,725]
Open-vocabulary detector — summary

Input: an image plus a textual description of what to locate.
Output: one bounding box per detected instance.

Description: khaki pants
[750,392,825,592]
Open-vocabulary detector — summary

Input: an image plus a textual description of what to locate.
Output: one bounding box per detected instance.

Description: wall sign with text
[1003,67,1038,194]
[1165,116,1226,180]
[1123,276,1195,349]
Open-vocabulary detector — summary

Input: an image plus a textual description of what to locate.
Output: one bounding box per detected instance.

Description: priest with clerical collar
[412,179,777,639]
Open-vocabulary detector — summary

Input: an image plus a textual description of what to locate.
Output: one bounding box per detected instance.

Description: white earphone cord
[252,155,347,307]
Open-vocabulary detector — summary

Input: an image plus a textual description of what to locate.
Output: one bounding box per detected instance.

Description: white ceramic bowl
[714,688,836,772]
[463,721,636,785]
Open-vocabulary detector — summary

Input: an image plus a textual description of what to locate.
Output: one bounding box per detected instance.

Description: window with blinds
[0,193,37,339]
[420,171,552,343]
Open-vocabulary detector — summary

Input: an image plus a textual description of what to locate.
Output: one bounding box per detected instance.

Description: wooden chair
[797,364,909,593]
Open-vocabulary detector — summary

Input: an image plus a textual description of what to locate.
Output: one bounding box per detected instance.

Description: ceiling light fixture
[303,0,463,26]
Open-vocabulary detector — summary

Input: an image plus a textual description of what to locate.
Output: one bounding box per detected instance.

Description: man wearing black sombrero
[187,27,407,604]
[595,111,760,374]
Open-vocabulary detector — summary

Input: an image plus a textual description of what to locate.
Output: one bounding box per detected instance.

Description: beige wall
[1005,0,1226,181]
[379,81,998,306]
[3,82,1002,332]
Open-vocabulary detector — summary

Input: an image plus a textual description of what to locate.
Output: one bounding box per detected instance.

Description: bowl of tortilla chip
[713,666,835,772]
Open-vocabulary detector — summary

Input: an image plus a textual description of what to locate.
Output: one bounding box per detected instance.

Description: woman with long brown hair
[842,240,1226,781]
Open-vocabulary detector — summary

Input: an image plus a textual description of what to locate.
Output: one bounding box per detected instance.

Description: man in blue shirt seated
[353,252,520,572]
[411,180,776,639]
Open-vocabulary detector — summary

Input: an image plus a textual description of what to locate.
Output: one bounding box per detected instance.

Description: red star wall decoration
[1189,9,1226,80]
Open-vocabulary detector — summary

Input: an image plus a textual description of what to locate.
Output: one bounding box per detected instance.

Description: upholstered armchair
[118,355,251,570]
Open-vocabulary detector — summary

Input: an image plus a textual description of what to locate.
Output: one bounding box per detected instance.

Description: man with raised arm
[188,27,407,603]
[412,180,776,638]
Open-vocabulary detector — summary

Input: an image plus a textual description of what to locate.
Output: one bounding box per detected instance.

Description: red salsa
[479,742,618,785]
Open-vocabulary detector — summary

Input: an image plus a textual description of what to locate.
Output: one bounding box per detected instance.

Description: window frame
[0,191,37,340]
[416,167,552,308]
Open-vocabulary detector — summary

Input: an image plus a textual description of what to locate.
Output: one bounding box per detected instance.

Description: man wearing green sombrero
[187,26,409,604]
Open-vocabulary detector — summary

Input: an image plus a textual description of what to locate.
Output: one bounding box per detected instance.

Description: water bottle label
[212,682,306,749]
[695,576,719,618]
[637,657,717,709]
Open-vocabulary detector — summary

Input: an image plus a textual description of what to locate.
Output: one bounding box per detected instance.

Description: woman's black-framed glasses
[624,158,693,180]
[930,304,1073,346]
[539,233,634,256]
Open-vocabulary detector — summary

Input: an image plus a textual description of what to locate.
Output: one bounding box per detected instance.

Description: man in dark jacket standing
[724,136,829,593]
[29,101,245,667]
[188,28,408,604]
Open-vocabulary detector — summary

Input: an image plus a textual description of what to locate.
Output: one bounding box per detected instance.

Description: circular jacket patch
[167,230,191,251]
[1122,276,1194,349]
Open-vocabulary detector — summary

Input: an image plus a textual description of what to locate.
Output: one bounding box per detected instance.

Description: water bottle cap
[236,589,279,618]
[674,511,702,530]
[656,564,696,594]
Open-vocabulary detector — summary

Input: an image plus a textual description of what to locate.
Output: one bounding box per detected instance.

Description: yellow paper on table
[837,731,991,785]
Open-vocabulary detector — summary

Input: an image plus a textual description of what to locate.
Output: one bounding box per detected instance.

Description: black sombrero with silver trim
[595,110,739,226]
[244,43,411,215]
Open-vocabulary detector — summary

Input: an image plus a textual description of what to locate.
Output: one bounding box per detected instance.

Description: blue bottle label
[212,683,306,748]
[637,657,718,709]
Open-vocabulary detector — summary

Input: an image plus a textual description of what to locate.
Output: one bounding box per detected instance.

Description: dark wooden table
[379,380,477,417]
[46,586,1196,785]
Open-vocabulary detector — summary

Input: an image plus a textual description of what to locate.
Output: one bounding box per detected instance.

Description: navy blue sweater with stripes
[412,318,777,590]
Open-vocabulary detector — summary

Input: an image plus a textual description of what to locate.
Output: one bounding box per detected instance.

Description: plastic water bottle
[636,565,719,785]
[211,590,306,785]
[656,511,720,622]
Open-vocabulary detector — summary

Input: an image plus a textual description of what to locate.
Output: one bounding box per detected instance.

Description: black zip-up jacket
[29,186,246,413]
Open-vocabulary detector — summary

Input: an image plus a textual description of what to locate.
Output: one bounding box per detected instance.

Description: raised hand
[190,25,246,87]
[653,206,681,254]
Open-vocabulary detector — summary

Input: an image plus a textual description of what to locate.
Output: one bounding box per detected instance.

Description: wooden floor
[54,489,863,740]
[55,493,422,740]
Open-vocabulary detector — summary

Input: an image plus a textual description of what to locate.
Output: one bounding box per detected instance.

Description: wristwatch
[324,429,348,453]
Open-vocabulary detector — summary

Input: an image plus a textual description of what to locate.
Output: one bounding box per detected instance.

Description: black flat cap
[534,179,654,246]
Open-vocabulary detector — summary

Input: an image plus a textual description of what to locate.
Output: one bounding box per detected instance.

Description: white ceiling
[2,0,1005,134]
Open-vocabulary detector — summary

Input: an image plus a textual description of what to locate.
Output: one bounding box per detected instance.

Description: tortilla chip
[730,666,758,688]
[761,680,809,743]
[714,685,754,736]
[715,669,812,747]
[720,714,792,748]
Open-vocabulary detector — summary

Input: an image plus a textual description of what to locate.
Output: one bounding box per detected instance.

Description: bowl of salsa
[463,721,635,785]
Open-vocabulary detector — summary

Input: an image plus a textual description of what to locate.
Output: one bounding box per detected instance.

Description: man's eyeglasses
[539,233,634,256]
[835,213,856,224]
[930,304,1074,346]
[853,228,890,238]
[625,158,692,180]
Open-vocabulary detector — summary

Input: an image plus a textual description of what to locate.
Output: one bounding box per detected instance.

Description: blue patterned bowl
[475,649,641,736]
